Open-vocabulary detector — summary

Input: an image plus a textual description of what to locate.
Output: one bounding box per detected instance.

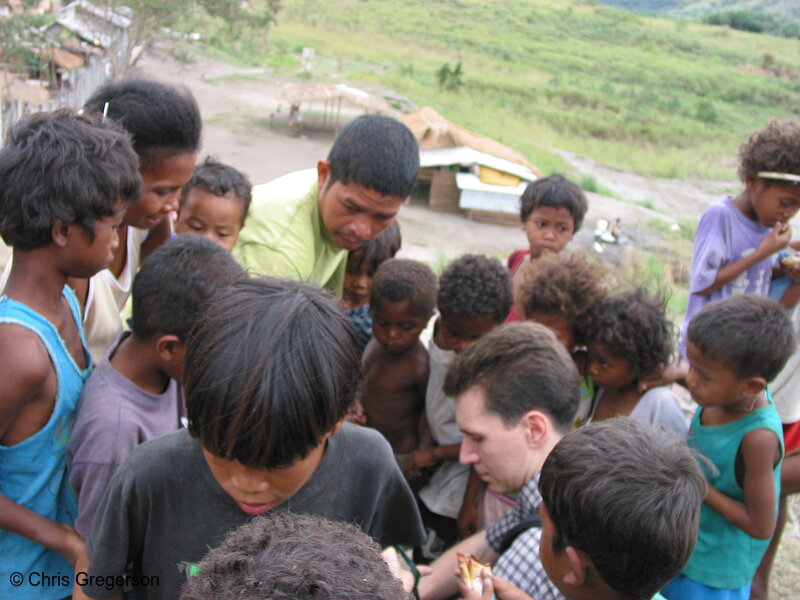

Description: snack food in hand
[457,552,492,592]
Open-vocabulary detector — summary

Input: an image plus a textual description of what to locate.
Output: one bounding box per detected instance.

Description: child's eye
[400,323,416,331]
[218,232,232,238]
[189,224,203,232]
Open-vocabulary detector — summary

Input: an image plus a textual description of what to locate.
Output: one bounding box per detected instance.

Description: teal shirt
[682,390,783,589]
[233,169,347,294]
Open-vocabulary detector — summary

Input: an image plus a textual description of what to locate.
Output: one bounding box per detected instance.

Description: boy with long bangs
[362,258,437,465]
[68,234,245,541]
[680,120,800,353]
[343,221,402,353]
[506,175,588,322]
[404,254,512,556]
[175,157,253,253]
[83,277,424,600]
[663,294,795,600]
[459,418,706,600]
[0,110,140,600]
[419,322,579,600]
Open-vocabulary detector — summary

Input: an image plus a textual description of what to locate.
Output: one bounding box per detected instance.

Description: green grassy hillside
[600,0,800,23]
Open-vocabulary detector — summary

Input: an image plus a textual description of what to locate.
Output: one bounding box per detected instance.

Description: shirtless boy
[363,259,438,466]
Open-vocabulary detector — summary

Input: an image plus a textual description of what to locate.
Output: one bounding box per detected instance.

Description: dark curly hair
[517,252,609,345]
[180,512,410,600]
[180,157,252,226]
[585,288,674,381]
[738,119,800,185]
[519,174,588,232]
[370,258,437,318]
[349,221,402,275]
[437,254,512,323]
[84,78,201,168]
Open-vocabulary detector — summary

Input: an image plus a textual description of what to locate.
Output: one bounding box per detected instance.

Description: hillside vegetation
[599,0,800,24]
[251,0,800,179]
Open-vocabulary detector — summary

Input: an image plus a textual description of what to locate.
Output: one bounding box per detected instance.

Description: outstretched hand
[455,569,533,600]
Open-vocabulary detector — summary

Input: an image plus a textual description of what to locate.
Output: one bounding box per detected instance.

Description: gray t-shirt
[84,424,425,600]
[67,332,183,540]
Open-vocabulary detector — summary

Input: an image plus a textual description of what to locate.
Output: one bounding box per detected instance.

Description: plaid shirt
[486,475,564,600]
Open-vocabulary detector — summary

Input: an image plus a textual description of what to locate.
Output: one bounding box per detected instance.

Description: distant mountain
[598,1,800,23]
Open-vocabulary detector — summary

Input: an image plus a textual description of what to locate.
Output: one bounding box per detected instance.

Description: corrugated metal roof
[420,146,537,181]
[455,172,525,214]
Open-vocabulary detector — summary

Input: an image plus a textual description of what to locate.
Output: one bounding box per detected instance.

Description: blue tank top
[682,390,783,590]
[0,286,91,600]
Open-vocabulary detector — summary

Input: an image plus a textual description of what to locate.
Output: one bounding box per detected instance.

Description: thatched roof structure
[400,106,538,174]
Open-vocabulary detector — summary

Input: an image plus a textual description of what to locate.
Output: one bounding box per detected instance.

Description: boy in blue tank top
[0,110,140,600]
[662,294,795,600]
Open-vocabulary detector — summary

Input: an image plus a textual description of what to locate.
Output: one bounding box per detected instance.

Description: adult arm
[704,428,781,539]
[0,329,86,566]
[404,443,461,480]
[418,530,498,600]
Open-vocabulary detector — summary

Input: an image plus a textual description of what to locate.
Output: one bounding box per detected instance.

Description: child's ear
[739,375,767,400]
[562,546,590,588]
[52,220,71,247]
[155,334,184,362]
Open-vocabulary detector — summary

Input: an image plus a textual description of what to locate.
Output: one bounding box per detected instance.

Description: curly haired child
[583,289,687,438]
[680,120,800,354]
[506,175,589,322]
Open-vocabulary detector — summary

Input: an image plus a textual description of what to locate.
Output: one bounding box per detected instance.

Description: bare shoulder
[741,427,782,461]
[409,341,430,382]
[0,323,53,433]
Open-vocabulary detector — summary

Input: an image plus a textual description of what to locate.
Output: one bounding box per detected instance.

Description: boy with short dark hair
[663,294,795,600]
[180,512,410,600]
[0,109,140,600]
[175,157,253,253]
[68,234,245,541]
[362,258,438,464]
[459,418,706,600]
[83,277,424,600]
[404,254,512,556]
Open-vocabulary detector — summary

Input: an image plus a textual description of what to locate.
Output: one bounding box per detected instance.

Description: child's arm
[404,443,461,480]
[0,331,87,566]
[704,428,781,539]
[696,223,791,296]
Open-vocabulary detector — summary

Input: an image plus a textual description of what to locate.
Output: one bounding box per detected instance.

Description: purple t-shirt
[680,197,771,353]
[67,332,184,540]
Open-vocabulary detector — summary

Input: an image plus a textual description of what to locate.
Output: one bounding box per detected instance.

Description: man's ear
[317,159,332,191]
[739,375,767,400]
[52,220,71,247]
[522,410,550,448]
[562,546,590,588]
[155,334,183,362]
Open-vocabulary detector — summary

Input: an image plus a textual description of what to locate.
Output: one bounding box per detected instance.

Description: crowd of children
[1,75,800,600]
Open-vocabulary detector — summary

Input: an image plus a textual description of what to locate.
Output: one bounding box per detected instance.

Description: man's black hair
[180,512,409,600]
[180,157,253,227]
[185,277,362,470]
[539,418,705,600]
[0,109,139,250]
[327,114,419,198]
[444,322,579,431]
[84,78,201,167]
[369,258,437,319]
[687,294,795,382]
[437,254,512,323]
[130,234,245,341]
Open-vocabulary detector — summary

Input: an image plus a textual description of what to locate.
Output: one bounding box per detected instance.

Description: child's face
[523,206,575,259]
[527,312,574,350]
[175,187,244,253]
[202,437,328,515]
[371,299,428,355]
[124,151,196,230]
[685,341,751,409]
[436,312,497,353]
[587,340,636,389]
[747,180,800,228]
[539,503,573,597]
[67,200,125,277]
[342,251,374,309]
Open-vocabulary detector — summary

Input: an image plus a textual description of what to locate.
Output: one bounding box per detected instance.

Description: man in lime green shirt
[233,115,419,294]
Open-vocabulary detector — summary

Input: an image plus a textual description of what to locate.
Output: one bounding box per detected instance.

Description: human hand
[455,569,533,600]
[759,223,792,257]
[638,364,687,393]
[380,547,432,594]
[54,523,86,567]
[403,448,439,480]
[783,258,800,282]
[345,400,367,426]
